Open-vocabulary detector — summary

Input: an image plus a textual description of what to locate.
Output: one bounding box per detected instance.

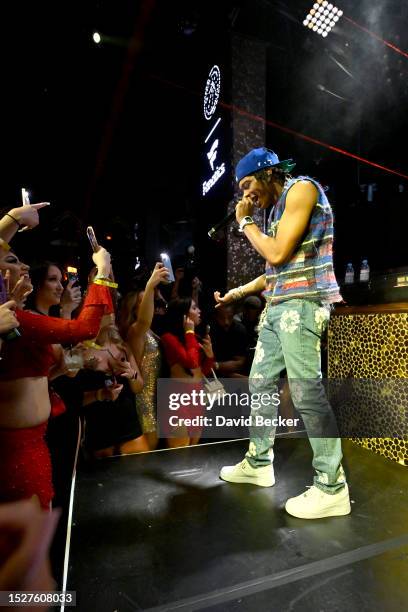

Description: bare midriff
[0,377,51,428]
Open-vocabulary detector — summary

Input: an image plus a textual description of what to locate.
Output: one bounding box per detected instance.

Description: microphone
[208,210,236,239]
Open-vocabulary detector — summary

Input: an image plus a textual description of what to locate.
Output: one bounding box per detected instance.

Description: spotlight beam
[328,54,355,79]
[344,16,408,60]
[317,83,350,101]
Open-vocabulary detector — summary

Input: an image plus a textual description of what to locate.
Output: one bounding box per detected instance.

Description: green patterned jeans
[245,299,345,494]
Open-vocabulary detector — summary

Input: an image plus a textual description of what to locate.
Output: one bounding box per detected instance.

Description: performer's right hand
[213,290,235,309]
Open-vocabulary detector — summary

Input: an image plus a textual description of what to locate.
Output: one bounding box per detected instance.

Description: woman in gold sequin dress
[119,264,169,450]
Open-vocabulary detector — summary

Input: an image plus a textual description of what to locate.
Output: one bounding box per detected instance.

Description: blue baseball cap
[235,147,296,183]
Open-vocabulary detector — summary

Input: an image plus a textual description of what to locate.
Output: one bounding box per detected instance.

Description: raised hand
[235,196,254,223]
[147,262,170,288]
[199,335,214,358]
[92,247,111,278]
[7,202,50,232]
[60,280,82,317]
[6,272,33,309]
[183,314,195,332]
[0,300,19,334]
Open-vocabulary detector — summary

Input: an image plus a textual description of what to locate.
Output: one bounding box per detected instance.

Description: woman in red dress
[0,245,114,509]
[161,297,215,448]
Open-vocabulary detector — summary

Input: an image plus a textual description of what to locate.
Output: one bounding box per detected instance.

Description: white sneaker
[220,459,275,487]
[285,484,351,519]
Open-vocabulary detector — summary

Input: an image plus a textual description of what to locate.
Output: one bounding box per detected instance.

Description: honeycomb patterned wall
[328,308,408,466]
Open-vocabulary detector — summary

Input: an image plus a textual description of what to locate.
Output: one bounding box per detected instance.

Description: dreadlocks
[253,166,291,187]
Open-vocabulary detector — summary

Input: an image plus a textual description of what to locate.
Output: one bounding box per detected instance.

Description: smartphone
[160,252,175,283]
[66,266,79,284]
[86,226,100,252]
[21,188,30,206]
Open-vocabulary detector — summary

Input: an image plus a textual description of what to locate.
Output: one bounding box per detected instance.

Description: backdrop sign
[201,65,228,197]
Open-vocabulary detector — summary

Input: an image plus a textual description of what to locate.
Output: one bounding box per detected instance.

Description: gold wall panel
[328,307,408,465]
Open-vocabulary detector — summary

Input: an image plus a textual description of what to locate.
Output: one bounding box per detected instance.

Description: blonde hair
[96,323,128,352]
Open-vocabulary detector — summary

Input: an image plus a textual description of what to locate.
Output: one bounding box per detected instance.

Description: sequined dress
[135,330,161,433]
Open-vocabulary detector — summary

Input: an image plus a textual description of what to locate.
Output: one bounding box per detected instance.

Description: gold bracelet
[0,238,11,252]
[185,330,195,334]
[93,278,119,289]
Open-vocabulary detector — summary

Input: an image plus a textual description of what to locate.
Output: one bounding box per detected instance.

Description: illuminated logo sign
[202,136,226,195]
[202,163,226,196]
[202,65,227,196]
[207,139,219,171]
[203,65,221,120]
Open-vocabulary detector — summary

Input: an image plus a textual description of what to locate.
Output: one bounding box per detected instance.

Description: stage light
[93,32,101,44]
[303,2,343,37]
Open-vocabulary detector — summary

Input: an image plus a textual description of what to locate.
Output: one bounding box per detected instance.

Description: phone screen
[21,188,30,206]
[67,266,79,284]
[86,226,100,252]
[160,253,175,283]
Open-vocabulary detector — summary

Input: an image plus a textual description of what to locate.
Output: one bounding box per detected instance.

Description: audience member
[120,262,169,450]
[0,209,114,509]
[234,295,264,373]
[161,297,214,447]
[210,304,248,377]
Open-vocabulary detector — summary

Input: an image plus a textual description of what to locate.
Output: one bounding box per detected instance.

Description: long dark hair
[25,261,62,312]
[118,290,143,339]
[163,297,192,343]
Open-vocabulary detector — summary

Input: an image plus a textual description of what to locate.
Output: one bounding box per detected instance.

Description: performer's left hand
[235,196,254,223]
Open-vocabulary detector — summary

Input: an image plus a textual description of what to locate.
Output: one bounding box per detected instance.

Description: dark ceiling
[2,0,408,282]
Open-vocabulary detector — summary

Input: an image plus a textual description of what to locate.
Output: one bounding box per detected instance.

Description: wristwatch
[239,216,255,232]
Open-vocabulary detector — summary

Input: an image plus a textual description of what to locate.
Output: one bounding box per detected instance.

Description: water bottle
[344,263,354,285]
[359,259,370,283]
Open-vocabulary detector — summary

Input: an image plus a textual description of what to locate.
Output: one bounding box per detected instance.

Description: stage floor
[65,438,408,611]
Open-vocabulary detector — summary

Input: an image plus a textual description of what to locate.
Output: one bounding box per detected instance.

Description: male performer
[214,147,350,519]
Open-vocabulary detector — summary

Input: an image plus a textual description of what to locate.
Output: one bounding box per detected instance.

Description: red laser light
[344,16,408,60]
